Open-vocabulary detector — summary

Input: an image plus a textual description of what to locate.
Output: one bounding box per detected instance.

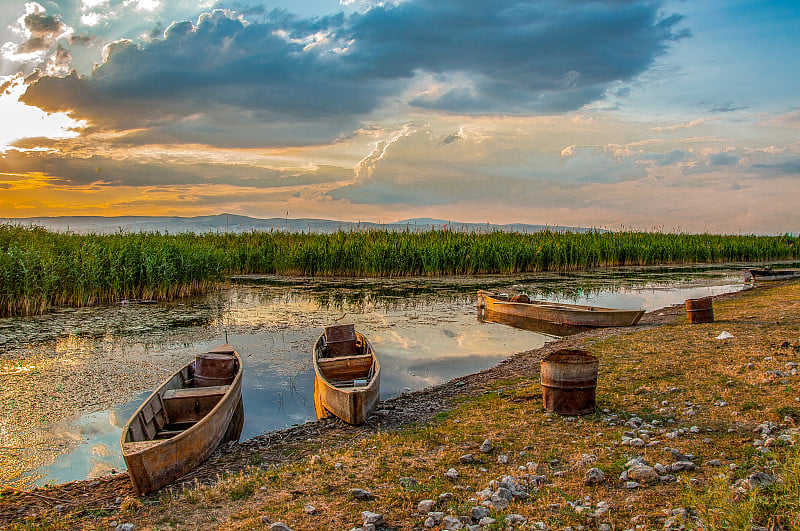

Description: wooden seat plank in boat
[161,385,230,423]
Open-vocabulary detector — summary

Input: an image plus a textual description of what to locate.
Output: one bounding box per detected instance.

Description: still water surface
[0,266,755,487]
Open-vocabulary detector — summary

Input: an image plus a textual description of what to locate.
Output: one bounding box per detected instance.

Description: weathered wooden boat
[121,344,243,495]
[744,268,800,282]
[478,307,587,337]
[313,324,380,425]
[477,290,645,327]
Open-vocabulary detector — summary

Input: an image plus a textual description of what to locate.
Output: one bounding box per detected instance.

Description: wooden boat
[744,268,800,282]
[312,324,380,425]
[477,290,645,327]
[478,307,587,337]
[121,344,243,495]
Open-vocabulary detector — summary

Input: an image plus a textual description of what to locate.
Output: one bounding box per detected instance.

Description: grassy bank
[2,223,799,316]
[5,281,800,530]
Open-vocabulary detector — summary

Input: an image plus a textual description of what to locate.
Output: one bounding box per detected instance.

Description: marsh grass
[2,223,799,316]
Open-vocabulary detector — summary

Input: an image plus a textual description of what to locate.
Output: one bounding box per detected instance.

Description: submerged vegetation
[1,223,798,316]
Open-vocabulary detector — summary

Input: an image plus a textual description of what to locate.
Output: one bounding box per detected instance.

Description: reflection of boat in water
[477,290,645,328]
[478,308,587,337]
[744,268,800,282]
[313,325,380,425]
[121,344,244,495]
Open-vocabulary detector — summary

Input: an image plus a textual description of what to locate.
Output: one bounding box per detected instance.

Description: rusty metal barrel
[195,351,236,387]
[685,296,714,324]
[540,349,599,415]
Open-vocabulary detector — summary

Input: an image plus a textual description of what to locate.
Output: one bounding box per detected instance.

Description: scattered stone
[362,511,383,526]
[418,499,436,513]
[626,464,659,484]
[497,454,509,464]
[441,516,463,530]
[349,488,374,500]
[116,525,135,531]
[269,524,293,531]
[438,492,454,504]
[459,454,475,464]
[470,506,489,521]
[478,517,496,526]
[584,467,605,485]
[670,461,695,472]
[707,459,722,467]
[480,439,493,453]
[427,512,445,524]
[445,468,459,481]
[624,481,640,489]
[748,472,776,487]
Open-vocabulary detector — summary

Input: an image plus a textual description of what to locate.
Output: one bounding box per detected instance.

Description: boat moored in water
[477,290,645,328]
[312,324,380,425]
[744,268,800,282]
[121,344,243,495]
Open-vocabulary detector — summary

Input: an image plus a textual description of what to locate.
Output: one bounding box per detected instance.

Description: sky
[0,0,798,234]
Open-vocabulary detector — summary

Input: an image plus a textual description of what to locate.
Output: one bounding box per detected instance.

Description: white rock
[480,439,493,453]
[584,467,605,485]
[626,464,659,484]
[418,499,436,513]
[442,516,463,530]
[716,331,734,339]
[349,488,373,499]
[445,468,459,480]
[471,506,489,521]
[362,511,383,526]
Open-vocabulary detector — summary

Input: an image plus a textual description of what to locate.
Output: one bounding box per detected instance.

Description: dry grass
[8,282,800,530]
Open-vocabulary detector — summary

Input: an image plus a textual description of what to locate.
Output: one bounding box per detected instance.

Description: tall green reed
[1,224,798,316]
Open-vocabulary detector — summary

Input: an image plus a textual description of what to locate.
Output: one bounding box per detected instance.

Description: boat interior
[124,352,238,444]
[317,325,375,388]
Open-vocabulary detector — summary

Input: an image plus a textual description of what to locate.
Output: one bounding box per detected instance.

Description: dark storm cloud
[21,1,686,145]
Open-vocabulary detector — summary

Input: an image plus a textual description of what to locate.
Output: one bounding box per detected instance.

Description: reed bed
[1,224,798,316]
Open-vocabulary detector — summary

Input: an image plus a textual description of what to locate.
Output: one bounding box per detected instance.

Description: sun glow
[0,76,86,152]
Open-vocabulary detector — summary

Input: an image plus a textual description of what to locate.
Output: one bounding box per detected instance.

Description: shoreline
[0,283,761,524]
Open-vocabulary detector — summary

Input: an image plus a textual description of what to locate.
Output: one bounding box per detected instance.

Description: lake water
[0,265,759,487]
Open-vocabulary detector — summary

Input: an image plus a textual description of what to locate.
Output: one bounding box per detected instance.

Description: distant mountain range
[1,214,603,235]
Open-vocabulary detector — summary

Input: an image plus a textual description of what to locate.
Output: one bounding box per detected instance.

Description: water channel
[0,264,766,488]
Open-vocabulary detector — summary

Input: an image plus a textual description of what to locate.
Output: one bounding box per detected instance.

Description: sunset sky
[1,0,798,233]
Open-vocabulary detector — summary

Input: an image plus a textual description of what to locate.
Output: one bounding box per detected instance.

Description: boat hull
[478,291,644,327]
[745,269,800,282]
[313,331,380,425]
[121,345,243,495]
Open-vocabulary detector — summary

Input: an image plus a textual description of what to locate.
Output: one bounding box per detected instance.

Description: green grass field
[1,224,797,316]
